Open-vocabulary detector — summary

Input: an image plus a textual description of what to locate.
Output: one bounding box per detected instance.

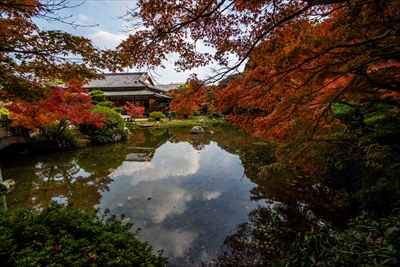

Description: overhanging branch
[303,0,348,5]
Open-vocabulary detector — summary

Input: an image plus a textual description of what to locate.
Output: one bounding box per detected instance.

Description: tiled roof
[83,72,164,93]
[157,83,184,92]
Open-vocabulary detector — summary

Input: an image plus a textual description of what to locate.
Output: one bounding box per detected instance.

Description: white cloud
[203,190,223,200]
[34,0,232,83]
[131,184,193,224]
[116,142,201,187]
[88,30,128,49]
[78,13,90,22]
[138,224,199,258]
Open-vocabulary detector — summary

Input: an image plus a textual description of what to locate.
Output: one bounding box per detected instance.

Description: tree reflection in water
[205,180,348,267]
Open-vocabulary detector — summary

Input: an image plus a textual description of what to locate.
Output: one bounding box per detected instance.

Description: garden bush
[113,107,124,113]
[207,111,223,119]
[149,111,166,121]
[89,90,113,107]
[28,126,82,151]
[79,105,125,144]
[0,201,168,267]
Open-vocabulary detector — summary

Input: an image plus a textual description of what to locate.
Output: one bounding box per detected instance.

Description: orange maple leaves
[168,78,210,117]
[215,0,400,141]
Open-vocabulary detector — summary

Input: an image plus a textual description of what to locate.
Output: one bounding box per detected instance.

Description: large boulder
[190,126,204,134]
[1,179,16,192]
[112,132,122,142]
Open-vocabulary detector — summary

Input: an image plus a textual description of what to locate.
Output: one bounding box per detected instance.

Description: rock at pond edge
[190,126,204,134]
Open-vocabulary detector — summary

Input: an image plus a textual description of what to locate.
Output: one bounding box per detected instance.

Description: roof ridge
[102,72,146,76]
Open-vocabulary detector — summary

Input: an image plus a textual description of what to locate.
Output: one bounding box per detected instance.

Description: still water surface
[1,125,343,266]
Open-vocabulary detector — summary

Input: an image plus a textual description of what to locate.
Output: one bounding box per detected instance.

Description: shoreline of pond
[0,116,227,159]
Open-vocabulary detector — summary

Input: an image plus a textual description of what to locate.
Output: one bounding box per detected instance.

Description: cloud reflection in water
[100,141,257,265]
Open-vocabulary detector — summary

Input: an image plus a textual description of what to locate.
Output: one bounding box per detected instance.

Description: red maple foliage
[6,80,107,142]
[168,76,213,117]
[215,1,400,142]
[119,0,399,142]
[123,101,145,121]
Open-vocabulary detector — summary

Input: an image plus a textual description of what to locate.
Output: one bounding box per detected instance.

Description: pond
[0,124,346,266]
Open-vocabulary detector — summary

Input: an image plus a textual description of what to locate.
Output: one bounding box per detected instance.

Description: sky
[36,0,217,85]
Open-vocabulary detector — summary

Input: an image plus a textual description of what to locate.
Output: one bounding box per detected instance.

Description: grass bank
[125,115,226,130]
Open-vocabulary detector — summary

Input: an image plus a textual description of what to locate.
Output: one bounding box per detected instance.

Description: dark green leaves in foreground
[285,211,400,267]
[204,210,399,267]
[0,201,168,266]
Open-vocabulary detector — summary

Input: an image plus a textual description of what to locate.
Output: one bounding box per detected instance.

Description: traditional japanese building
[83,72,173,115]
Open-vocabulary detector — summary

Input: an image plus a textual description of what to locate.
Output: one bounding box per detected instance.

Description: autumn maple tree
[6,80,106,143]
[168,77,212,117]
[216,2,400,140]
[119,0,399,138]
[0,0,120,102]
[118,0,400,148]
[118,0,350,75]
[123,101,145,121]
[118,0,400,213]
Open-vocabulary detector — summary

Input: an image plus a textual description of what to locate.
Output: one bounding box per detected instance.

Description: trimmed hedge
[149,112,166,122]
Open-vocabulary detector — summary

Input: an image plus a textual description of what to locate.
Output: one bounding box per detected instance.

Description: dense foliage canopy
[0,0,120,101]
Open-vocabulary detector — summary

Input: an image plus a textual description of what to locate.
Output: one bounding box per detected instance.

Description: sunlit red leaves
[6,81,106,133]
[124,101,145,120]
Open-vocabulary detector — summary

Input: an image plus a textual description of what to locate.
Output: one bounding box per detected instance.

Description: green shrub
[149,111,166,121]
[54,127,80,148]
[0,201,168,267]
[207,111,223,119]
[113,107,124,113]
[89,90,113,107]
[79,106,125,144]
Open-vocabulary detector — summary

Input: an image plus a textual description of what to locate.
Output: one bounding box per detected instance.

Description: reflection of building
[125,147,155,162]
[125,128,173,162]
[83,72,173,115]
